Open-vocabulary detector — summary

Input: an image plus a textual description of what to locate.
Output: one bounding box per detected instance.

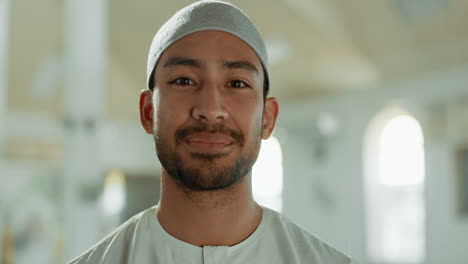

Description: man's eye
[171,77,194,86]
[228,80,248,88]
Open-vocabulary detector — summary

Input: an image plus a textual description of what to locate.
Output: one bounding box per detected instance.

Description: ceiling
[109,0,468,101]
[7,0,468,120]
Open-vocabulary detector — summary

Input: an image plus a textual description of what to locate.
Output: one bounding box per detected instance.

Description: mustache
[175,123,244,145]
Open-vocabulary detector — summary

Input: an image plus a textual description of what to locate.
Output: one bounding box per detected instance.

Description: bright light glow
[378,115,425,186]
[365,112,426,264]
[100,169,126,215]
[265,35,291,65]
[252,136,283,212]
[317,112,339,136]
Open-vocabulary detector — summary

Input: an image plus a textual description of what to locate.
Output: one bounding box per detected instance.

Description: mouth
[183,132,235,152]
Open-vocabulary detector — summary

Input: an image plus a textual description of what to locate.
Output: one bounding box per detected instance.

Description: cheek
[154,94,189,136]
[233,99,264,138]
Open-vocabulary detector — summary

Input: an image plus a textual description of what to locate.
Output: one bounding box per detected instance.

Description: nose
[191,83,228,123]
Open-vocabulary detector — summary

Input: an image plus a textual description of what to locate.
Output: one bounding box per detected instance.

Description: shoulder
[265,208,355,263]
[67,209,150,264]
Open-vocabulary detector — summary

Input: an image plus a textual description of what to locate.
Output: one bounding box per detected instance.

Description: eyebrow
[223,60,259,75]
[163,56,203,68]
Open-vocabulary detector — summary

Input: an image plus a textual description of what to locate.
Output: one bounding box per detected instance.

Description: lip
[183,132,235,152]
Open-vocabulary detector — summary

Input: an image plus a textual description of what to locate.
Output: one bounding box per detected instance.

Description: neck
[156,170,262,247]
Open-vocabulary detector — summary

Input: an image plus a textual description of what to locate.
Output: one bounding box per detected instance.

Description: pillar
[62,0,108,260]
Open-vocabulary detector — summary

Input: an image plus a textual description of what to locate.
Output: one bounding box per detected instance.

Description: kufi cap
[146,0,269,91]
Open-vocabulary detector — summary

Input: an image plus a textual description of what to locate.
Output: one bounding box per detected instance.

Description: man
[69,1,356,263]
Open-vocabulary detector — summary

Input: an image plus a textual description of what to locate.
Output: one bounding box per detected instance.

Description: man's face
[140,30,278,191]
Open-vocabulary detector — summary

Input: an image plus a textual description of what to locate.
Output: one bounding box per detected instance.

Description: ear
[139,89,154,134]
[262,97,279,139]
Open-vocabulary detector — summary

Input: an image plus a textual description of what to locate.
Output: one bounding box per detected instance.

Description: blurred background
[1,0,468,263]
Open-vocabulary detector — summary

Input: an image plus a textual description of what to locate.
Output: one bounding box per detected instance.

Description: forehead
[157,30,263,69]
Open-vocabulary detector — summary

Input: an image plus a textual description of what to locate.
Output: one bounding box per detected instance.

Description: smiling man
[69,1,356,263]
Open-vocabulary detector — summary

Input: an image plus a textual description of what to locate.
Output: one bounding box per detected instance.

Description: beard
[154,122,261,191]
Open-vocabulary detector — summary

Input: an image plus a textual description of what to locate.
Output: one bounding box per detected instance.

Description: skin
[139,30,279,247]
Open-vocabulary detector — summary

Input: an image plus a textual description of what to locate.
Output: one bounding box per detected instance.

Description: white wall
[278,64,468,264]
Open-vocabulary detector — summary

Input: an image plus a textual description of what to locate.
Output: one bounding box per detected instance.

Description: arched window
[364,109,426,264]
[252,136,283,212]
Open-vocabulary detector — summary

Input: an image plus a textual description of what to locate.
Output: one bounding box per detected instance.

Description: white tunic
[68,206,356,264]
